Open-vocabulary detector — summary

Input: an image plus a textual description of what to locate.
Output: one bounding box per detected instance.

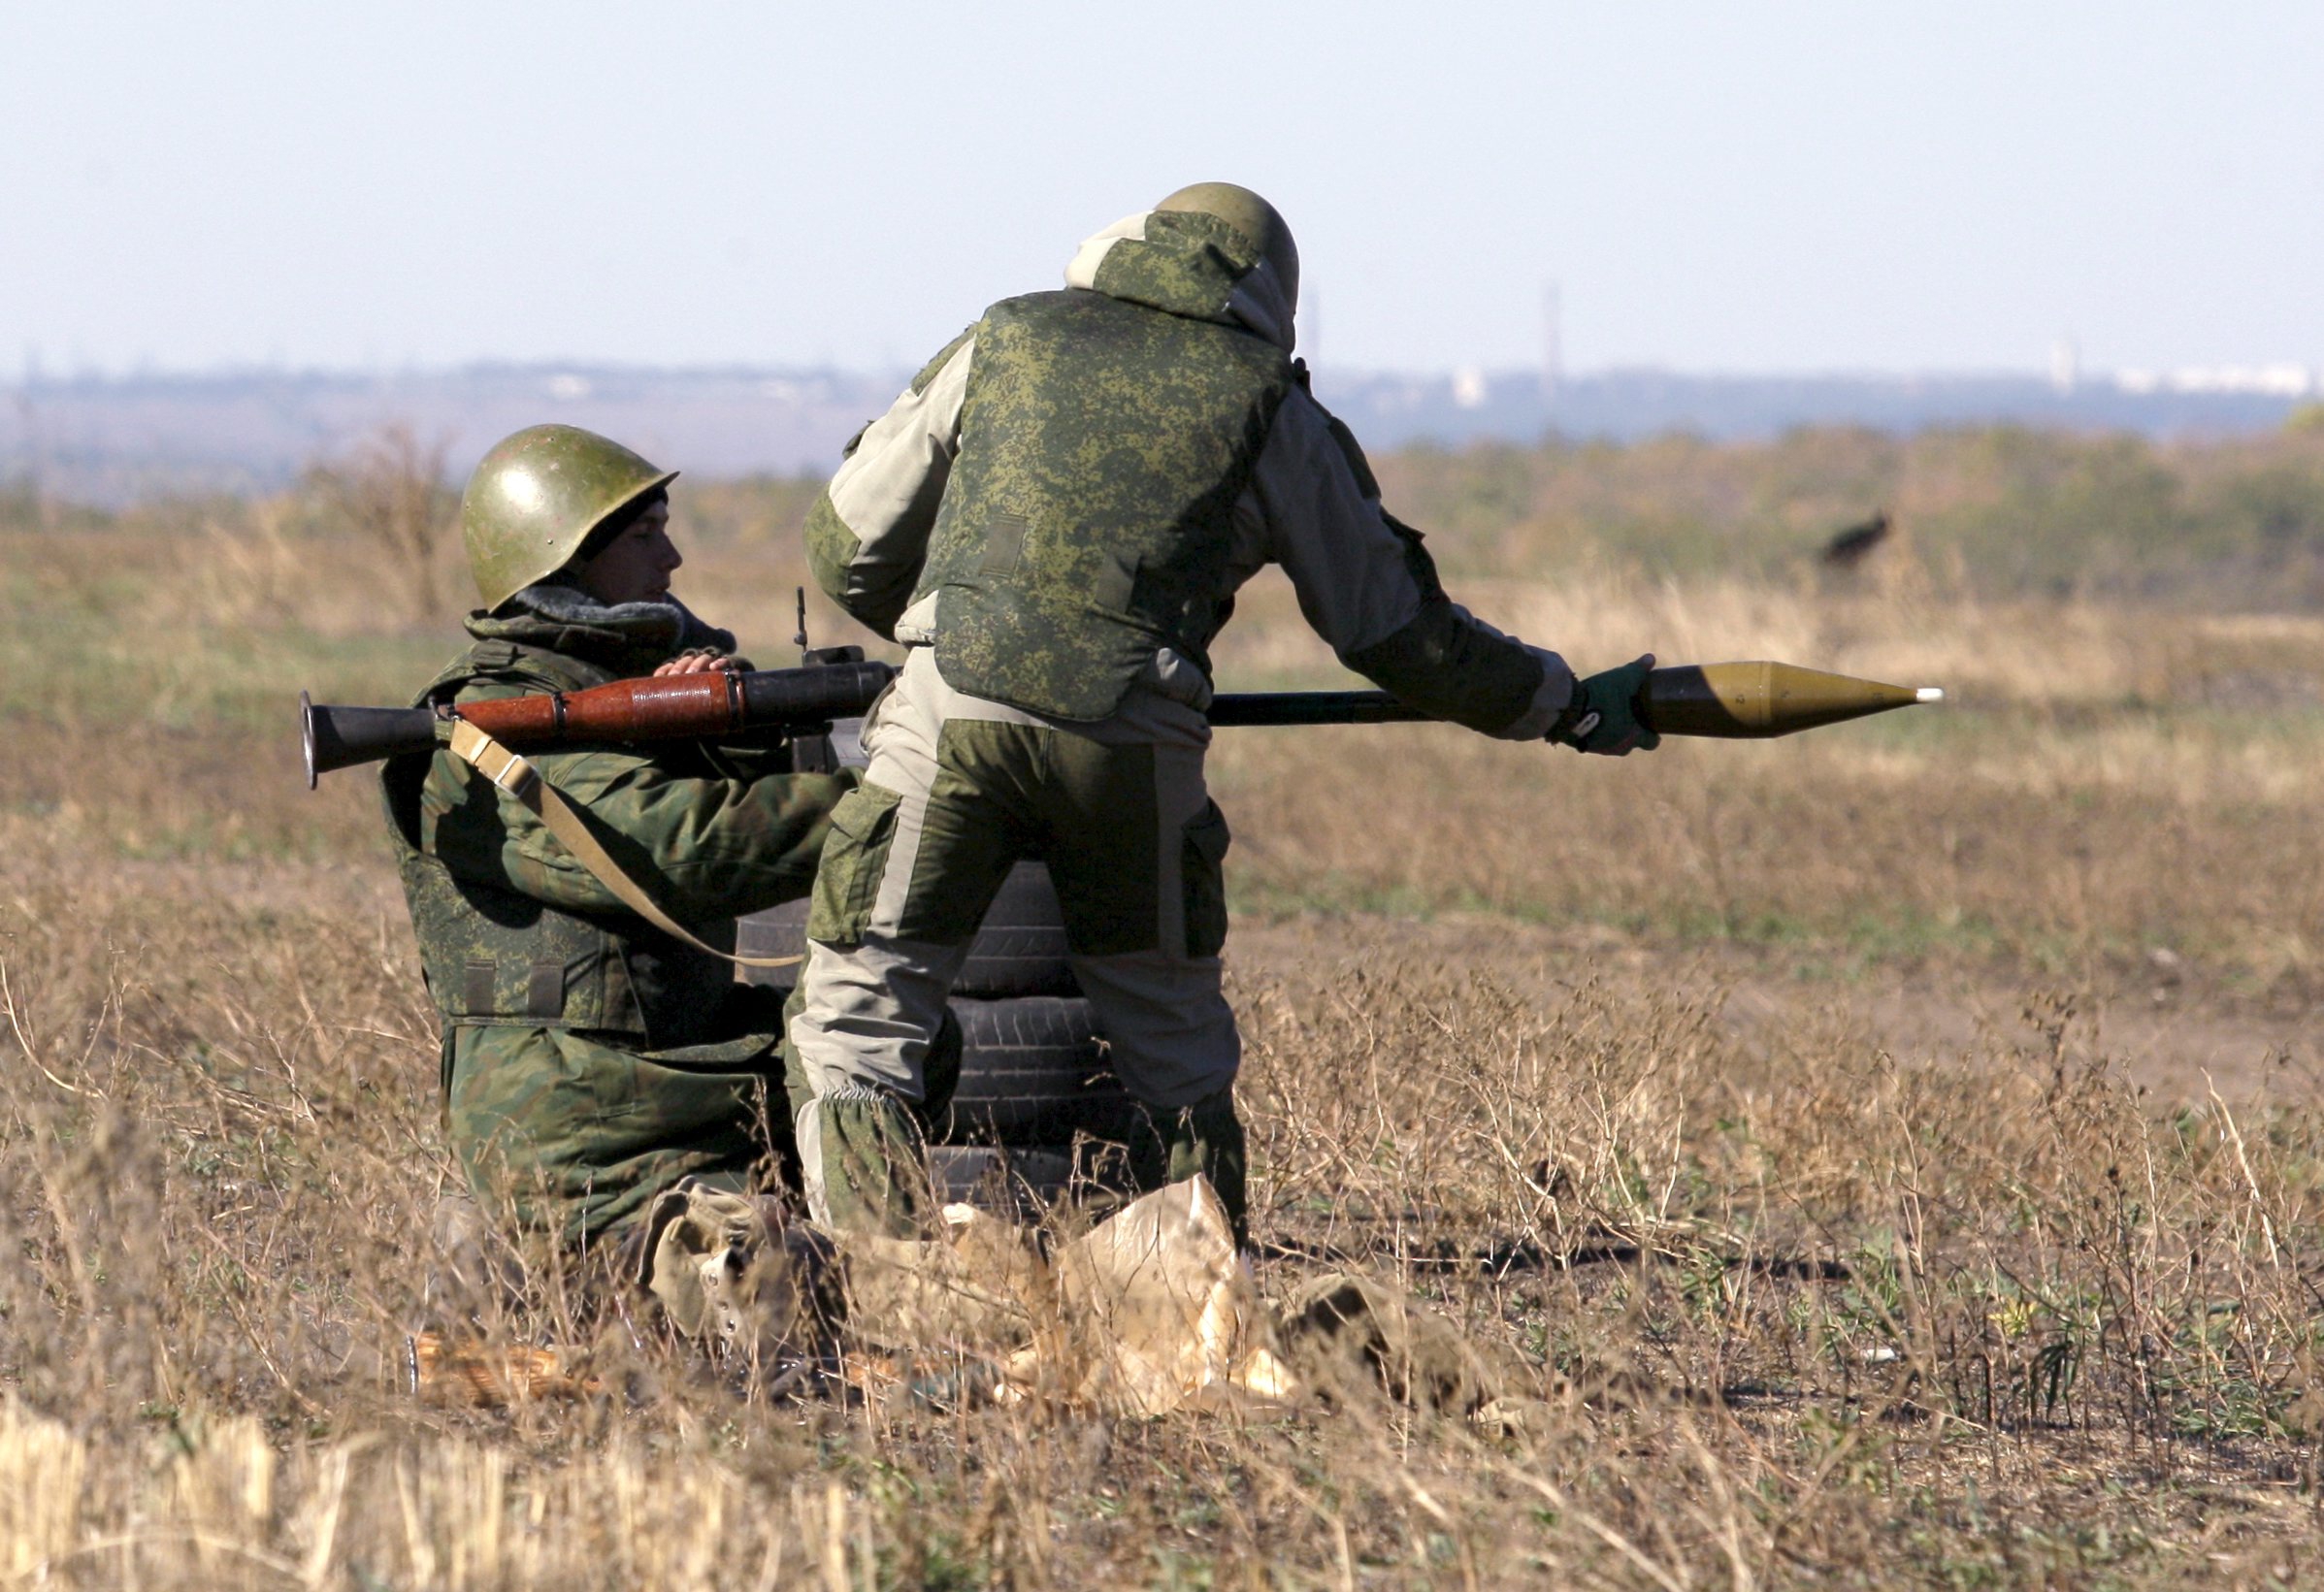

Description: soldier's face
[575,503,683,605]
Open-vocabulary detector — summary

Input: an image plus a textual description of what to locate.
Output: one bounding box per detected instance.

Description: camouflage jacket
[804,210,1575,733]
[382,578,851,1049]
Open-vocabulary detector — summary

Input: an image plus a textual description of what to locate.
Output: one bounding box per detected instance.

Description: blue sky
[4,3,2319,377]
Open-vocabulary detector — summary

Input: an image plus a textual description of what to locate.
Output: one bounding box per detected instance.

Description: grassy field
[2,426,2323,1586]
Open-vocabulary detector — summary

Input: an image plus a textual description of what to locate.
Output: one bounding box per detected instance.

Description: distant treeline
[12,416,2324,613]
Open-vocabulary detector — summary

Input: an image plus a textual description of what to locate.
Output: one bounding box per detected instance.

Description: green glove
[1550,654,1661,755]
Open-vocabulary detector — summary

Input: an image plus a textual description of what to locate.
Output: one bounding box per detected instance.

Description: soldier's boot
[636,1177,842,1362]
[1123,1087,1249,1251]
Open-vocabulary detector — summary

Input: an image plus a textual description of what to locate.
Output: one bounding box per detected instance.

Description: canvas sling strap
[447,719,802,971]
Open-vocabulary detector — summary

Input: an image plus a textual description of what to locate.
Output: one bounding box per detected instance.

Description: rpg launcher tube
[300,660,898,787]
[1205,662,1941,737]
[304,658,1941,787]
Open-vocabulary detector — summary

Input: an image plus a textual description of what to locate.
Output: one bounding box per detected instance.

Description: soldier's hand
[1550,654,1661,756]
[653,650,740,678]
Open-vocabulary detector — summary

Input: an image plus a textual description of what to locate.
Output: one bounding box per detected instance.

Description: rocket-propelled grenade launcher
[300,659,1940,786]
[299,661,898,788]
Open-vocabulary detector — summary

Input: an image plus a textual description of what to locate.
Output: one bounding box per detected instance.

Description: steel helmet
[1154,181,1298,311]
[459,424,677,610]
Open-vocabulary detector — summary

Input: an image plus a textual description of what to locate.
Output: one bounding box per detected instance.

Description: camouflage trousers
[786,647,1247,1238]
[444,983,792,1250]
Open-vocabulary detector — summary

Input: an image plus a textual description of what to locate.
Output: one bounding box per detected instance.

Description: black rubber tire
[929,1142,1136,1218]
[933,995,1131,1148]
[734,861,1076,997]
[952,862,1076,997]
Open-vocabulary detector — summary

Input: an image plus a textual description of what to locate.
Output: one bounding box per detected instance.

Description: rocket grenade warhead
[1638,662,1942,738]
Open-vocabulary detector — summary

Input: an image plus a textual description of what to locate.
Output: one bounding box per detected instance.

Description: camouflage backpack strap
[445,721,802,972]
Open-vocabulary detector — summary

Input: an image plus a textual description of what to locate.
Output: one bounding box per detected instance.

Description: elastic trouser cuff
[798,1088,936,1239]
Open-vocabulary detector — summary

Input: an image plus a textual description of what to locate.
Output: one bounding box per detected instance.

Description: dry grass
[3,461,2324,1586]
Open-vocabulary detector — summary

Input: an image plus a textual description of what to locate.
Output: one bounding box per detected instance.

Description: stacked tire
[737,857,1133,1218]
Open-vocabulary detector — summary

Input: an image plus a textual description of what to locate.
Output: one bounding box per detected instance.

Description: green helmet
[1155,181,1298,311]
[459,424,678,610]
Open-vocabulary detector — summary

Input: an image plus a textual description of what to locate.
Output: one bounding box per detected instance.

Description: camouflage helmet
[459,424,678,610]
[1155,181,1298,311]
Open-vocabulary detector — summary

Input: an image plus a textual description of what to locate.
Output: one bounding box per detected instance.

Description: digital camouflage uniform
[382,580,854,1248]
[790,204,1581,1241]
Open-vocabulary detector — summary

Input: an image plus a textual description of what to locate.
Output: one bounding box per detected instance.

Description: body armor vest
[380,640,733,1049]
[916,289,1295,722]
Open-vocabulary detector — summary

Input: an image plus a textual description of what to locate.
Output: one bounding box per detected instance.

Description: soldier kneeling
[384,425,888,1348]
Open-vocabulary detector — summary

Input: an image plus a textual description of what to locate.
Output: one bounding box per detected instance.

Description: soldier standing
[383,425,855,1260]
[790,184,1657,1243]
